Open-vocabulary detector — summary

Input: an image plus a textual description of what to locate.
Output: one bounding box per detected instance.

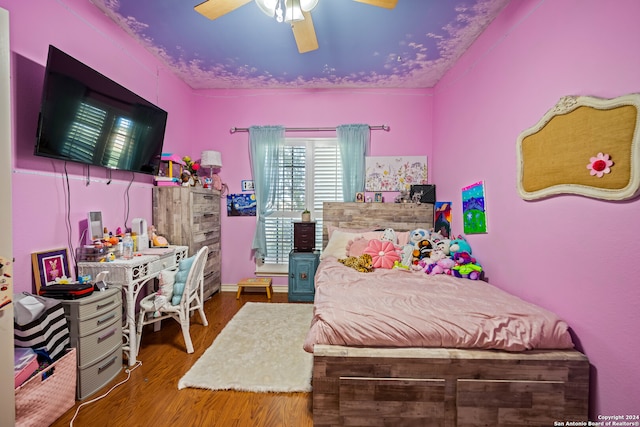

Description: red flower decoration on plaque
[587,153,613,178]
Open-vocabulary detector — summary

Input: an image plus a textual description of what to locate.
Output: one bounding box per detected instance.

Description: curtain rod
[229,125,390,134]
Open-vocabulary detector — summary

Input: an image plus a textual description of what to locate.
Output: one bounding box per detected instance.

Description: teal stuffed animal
[449,235,472,256]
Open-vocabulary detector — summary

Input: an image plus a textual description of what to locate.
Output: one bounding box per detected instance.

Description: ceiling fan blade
[291,11,319,53]
[353,0,398,9]
[194,0,252,20]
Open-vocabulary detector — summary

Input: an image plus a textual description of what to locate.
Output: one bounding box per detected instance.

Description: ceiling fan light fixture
[284,0,305,22]
[300,0,319,12]
[255,0,279,17]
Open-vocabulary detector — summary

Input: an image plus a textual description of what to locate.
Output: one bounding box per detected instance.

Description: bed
[307,202,589,427]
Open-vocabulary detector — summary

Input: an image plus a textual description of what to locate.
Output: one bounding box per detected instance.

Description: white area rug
[178,302,314,393]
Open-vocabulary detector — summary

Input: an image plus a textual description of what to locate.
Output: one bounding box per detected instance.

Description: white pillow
[157,269,177,300]
[320,230,362,260]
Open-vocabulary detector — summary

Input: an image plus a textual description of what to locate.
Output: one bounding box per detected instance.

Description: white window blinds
[257,138,342,273]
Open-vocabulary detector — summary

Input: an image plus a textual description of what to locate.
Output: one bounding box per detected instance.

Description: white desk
[77,246,189,366]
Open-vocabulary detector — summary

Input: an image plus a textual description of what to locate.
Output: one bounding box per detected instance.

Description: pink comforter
[303,257,574,353]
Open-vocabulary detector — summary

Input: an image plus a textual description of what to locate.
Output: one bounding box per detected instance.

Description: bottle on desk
[122,233,134,259]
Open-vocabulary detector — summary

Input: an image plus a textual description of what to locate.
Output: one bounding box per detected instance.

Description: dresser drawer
[76,306,120,337]
[76,316,122,367]
[77,344,122,400]
[294,222,316,251]
[70,289,120,320]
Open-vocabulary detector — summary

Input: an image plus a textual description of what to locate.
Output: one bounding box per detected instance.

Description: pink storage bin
[14,348,39,388]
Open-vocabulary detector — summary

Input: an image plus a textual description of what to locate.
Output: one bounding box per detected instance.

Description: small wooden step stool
[236,277,273,299]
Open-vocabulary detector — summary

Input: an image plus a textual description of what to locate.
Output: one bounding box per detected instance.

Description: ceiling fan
[194,0,398,54]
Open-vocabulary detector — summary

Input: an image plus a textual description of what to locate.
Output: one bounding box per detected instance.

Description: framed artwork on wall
[32,248,72,294]
[241,180,254,191]
[226,193,257,216]
[365,156,428,192]
[434,201,452,238]
[462,181,487,234]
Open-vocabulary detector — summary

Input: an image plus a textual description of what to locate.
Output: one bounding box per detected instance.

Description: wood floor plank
[50,292,313,427]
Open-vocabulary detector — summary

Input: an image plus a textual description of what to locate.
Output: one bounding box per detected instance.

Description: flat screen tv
[35,45,167,175]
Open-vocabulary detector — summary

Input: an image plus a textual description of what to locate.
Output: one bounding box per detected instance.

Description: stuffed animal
[451,252,483,280]
[434,239,451,256]
[380,228,397,243]
[449,235,472,256]
[426,257,455,275]
[409,228,430,245]
[338,253,374,273]
[411,239,434,270]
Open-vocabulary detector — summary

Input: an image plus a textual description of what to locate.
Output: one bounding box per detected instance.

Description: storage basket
[15,348,77,427]
[14,293,70,361]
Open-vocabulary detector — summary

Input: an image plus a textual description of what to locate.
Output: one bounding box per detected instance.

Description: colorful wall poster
[462,181,487,234]
[434,201,452,238]
[365,156,428,192]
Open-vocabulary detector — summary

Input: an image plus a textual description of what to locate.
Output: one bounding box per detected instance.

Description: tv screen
[35,45,167,175]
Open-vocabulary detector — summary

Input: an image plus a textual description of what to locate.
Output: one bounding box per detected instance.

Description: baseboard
[220,283,288,293]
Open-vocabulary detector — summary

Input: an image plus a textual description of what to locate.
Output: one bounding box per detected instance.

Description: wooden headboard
[322,202,434,249]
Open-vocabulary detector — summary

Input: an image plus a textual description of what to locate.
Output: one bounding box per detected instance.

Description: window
[257,138,343,274]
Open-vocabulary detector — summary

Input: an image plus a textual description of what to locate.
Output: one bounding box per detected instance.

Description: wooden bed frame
[313,202,590,426]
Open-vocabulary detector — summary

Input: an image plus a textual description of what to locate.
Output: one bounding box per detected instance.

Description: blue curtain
[337,124,370,202]
[249,125,285,262]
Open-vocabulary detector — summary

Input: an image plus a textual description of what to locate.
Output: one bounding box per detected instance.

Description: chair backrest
[178,246,209,305]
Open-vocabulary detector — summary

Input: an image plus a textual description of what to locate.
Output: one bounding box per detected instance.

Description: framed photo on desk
[32,248,71,294]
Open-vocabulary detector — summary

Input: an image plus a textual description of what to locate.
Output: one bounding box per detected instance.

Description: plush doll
[434,239,451,256]
[451,252,483,280]
[429,229,445,243]
[411,239,434,269]
[449,235,472,256]
[380,228,397,243]
[426,257,456,275]
[338,253,374,273]
[409,228,430,245]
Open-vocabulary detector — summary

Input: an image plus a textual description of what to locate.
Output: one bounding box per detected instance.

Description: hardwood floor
[50,291,314,427]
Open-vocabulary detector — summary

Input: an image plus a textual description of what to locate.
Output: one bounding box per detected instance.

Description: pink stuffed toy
[426,257,455,275]
[364,239,400,269]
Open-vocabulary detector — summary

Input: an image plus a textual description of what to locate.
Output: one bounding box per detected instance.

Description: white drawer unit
[61,287,123,400]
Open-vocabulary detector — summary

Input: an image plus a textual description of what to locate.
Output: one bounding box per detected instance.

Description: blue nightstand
[288,250,320,302]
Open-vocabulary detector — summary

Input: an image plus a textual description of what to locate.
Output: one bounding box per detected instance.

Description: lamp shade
[201,150,222,168]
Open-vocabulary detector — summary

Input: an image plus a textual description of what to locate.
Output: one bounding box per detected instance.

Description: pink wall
[432,0,640,417]
[3,0,194,292]
[5,0,636,418]
[190,88,433,287]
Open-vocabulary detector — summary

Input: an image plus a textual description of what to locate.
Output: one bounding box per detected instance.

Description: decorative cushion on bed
[364,239,400,269]
[346,237,371,257]
[321,230,362,259]
[396,231,410,246]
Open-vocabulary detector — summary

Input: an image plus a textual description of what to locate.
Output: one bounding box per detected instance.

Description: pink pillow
[346,237,370,257]
[364,239,400,269]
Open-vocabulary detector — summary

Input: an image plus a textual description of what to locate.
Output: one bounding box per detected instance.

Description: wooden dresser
[152,187,221,299]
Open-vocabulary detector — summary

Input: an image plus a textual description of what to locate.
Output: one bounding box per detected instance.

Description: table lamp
[200,150,223,191]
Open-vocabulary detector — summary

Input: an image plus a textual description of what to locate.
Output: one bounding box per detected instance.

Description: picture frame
[32,248,72,294]
[241,180,254,192]
[355,192,365,203]
[374,192,383,203]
